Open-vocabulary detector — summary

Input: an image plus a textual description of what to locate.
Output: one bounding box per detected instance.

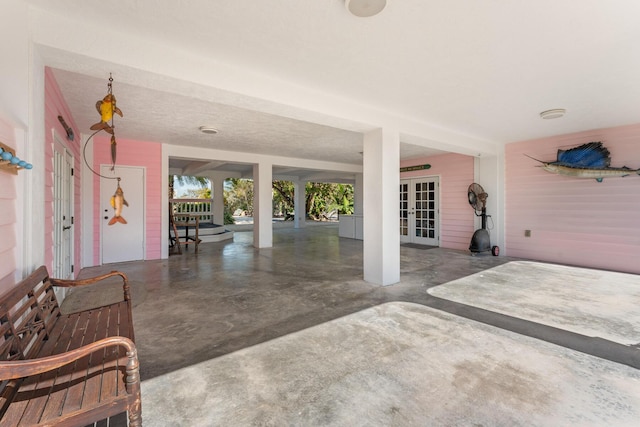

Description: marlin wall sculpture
[527,141,640,182]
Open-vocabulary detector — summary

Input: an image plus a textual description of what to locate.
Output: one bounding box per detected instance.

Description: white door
[53,137,74,281]
[400,177,439,246]
[101,166,145,264]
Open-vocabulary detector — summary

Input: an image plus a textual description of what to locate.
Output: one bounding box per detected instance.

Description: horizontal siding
[45,68,82,276]
[0,114,17,294]
[402,152,474,250]
[506,122,640,273]
[93,136,163,262]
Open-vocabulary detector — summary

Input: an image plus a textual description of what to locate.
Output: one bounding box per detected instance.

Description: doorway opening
[400,177,439,246]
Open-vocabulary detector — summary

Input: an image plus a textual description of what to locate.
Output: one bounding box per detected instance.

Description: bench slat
[9,311,90,425]
[40,310,97,421]
[0,267,140,427]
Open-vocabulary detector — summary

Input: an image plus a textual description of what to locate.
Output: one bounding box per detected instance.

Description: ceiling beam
[182,160,228,176]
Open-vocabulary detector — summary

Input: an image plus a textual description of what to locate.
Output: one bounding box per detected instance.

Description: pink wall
[0,116,18,294]
[401,153,475,250]
[92,136,162,264]
[505,123,640,273]
[44,68,82,277]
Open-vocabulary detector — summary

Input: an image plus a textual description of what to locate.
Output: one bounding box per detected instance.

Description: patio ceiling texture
[4,0,640,284]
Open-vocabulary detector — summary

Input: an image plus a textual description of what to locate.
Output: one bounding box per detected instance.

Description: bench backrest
[0,266,61,361]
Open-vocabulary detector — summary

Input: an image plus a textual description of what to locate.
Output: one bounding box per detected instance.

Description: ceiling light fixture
[199,126,219,134]
[345,0,387,17]
[540,109,566,120]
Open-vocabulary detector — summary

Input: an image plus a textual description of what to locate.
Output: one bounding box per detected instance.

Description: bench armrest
[0,336,138,381]
[50,270,131,301]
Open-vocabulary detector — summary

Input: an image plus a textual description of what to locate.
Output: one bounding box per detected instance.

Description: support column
[253,162,273,248]
[208,172,226,225]
[363,128,400,285]
[354,173,363,216]
[293,179,306,229]
[476,149,505,254]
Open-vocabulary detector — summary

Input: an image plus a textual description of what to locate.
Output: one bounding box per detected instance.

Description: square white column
[363,128,400,285]
[207,172,228,226]
[354,173,363,216]
[253,162,273,248]
[293,179,306,229]
[212,179,224,225]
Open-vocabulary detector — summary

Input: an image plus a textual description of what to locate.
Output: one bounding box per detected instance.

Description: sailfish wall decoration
[527,142,640,182]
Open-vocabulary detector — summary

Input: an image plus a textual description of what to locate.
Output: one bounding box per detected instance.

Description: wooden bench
[0,266,142,426]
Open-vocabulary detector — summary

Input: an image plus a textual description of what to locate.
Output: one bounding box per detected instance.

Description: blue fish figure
[527,142,640,182]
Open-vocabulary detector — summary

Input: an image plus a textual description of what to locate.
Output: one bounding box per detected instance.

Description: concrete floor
[66,223,640,425]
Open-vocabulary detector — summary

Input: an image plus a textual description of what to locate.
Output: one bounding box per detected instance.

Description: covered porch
[64,223,640,425]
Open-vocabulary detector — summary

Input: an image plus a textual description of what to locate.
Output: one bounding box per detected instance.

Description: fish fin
[95,100,103,114]
[108,216,127,225]
[110,195,116,208]
[596,178,603,183]
[114,107,123,117]
[123,198,129,207]
[89,122,114,134]
[557,142,610,168]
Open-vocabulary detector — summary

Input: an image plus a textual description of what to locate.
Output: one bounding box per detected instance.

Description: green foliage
[225,178,254,216]
[169,175,209,198]
[223,209,235,225]
[172,176,354,222]
[183,187,211,199]
[274,180,354,220]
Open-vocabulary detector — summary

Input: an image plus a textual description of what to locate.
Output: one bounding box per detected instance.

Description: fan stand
[468,184,499,256]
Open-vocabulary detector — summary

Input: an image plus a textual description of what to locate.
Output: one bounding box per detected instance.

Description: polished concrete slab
[64,223,640,426]
[429,260,640,345]
[142,302,640,427]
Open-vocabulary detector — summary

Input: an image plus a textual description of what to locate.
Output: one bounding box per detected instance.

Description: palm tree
[169,175,209,199]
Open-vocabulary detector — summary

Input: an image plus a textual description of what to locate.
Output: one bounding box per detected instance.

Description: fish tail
[108,216,127,225]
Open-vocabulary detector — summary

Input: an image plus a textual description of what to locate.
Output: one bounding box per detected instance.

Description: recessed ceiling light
[345,0,387,17]
[540,109,566,120]
[199,126,218,134]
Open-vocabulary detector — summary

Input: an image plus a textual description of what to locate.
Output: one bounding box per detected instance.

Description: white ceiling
[28,0,640,180]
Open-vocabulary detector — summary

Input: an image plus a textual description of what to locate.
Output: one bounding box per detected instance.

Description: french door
[400,177,439,246]
[53,137,74,282]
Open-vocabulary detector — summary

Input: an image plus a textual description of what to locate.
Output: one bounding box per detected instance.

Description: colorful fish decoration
[527,142,640,182]
[90,93,123,135]
[108,182,128,225]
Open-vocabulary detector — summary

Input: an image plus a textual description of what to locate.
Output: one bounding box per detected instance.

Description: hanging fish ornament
[526,142,640,182]
[90,93,123,134]
[108,182,129,225]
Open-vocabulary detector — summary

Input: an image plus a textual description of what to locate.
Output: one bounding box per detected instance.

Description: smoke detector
[199,126,219,134]
[540,109,566,120]
[345,0,387,17]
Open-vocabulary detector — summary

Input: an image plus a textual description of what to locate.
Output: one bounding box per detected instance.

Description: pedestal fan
[468,183,499,256]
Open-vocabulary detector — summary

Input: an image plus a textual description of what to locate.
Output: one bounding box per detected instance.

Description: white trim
[80,132,94,267]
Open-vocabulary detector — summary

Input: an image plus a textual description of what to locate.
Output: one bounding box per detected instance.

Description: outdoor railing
[170,198,213,223]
